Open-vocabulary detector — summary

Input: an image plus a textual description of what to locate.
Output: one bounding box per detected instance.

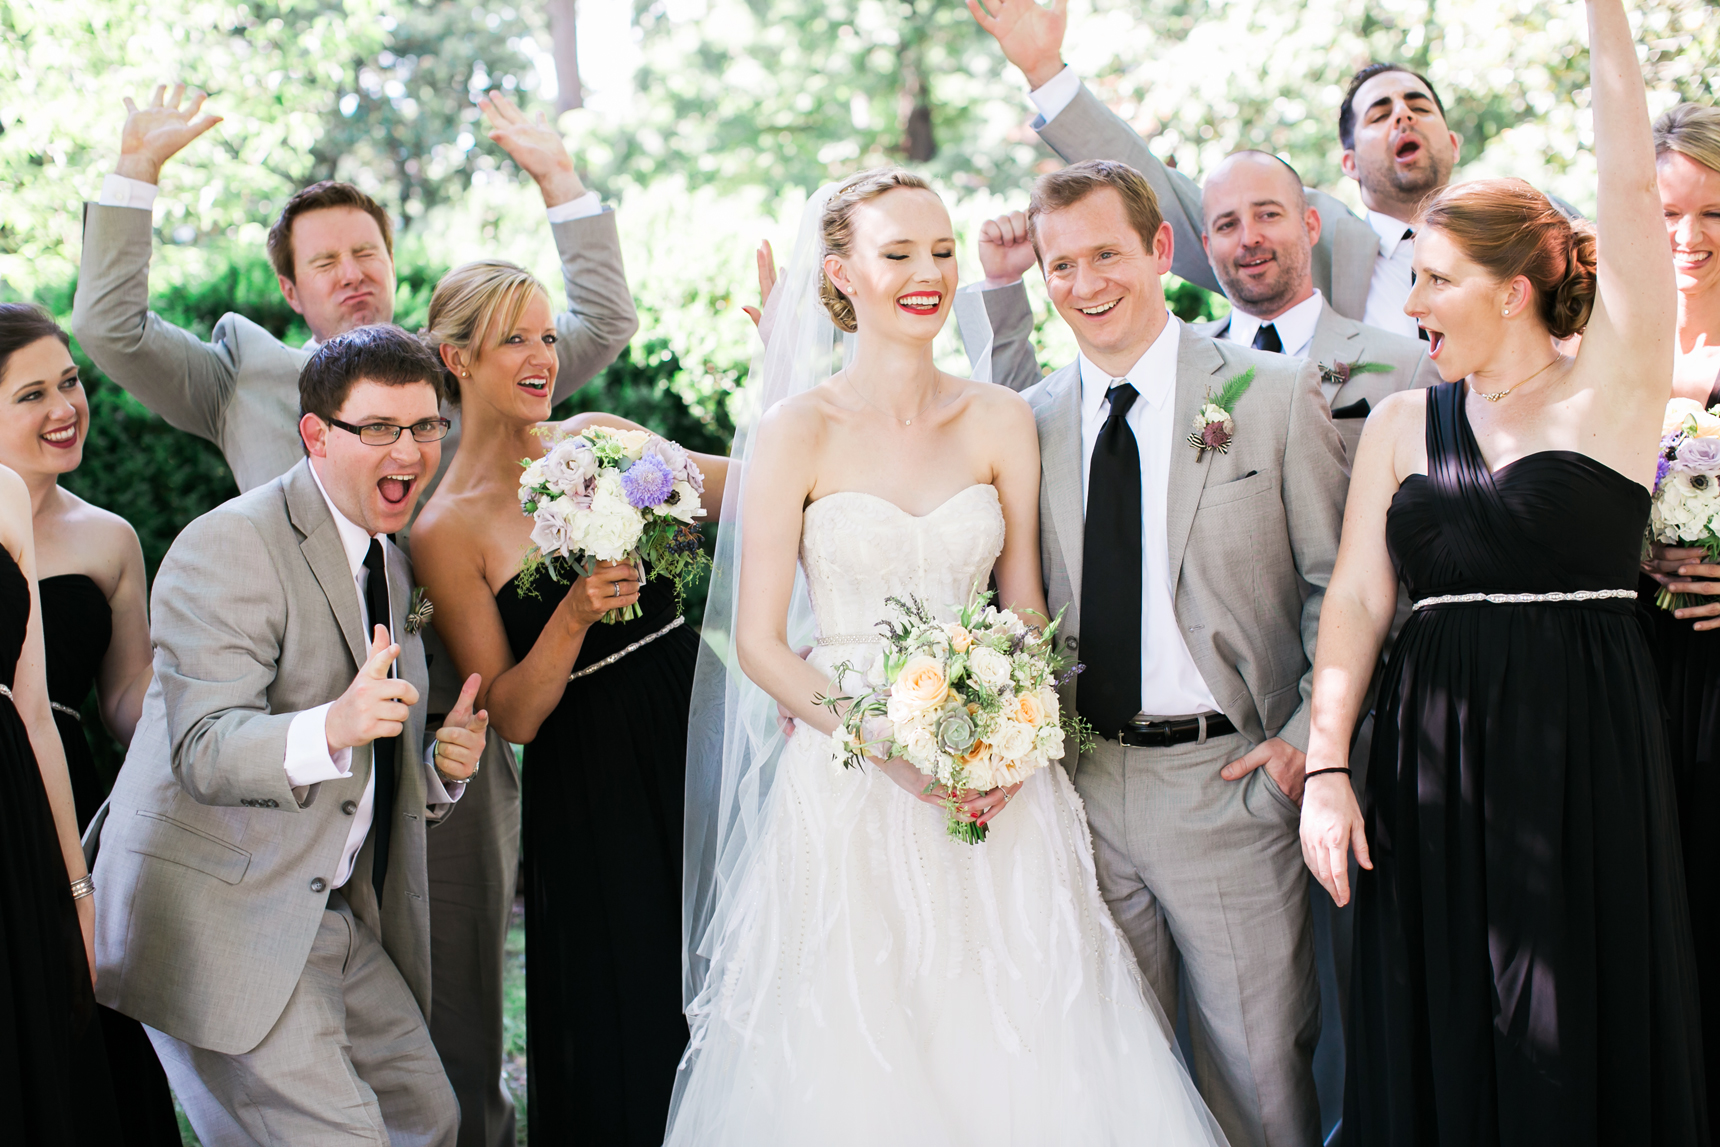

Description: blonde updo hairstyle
[818,167,936,333]
[1655,103,1720,176]
[1419,178,1597,340]
[422,259,552,404]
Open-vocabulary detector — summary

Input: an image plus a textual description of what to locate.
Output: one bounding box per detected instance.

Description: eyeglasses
[328,417,452,446]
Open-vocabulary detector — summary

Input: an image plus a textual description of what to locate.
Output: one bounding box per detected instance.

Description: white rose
[529,504,571,557]
[989,719,1036,762]
[1035,685,1061,727]
[520,457,549,489]
[615,428,653,459]
[968,646,1012,691]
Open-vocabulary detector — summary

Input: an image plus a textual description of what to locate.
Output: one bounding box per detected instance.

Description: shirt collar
[308,458,380,582]
[1079,313,1181,422]
[1368,209,1415,258]
[1224,289,1325,359]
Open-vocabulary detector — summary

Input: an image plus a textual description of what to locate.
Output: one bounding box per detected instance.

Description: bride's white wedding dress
[667,484,1225,1146]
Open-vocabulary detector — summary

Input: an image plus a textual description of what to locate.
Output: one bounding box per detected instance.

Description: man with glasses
[92,326,491,1147]
[73,85,636,1146]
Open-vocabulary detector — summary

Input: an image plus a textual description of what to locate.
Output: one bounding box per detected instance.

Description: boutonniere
[1319,359,1394,389]
[404,587,434,636]
[1187,366,1255,462]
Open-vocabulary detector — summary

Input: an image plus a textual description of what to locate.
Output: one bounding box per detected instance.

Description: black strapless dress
[39,574,179,1147]
[1636,372,1720,1126]
[495,574,694,1145]
[0,550,122,1143]
[1349,382,1707,1145]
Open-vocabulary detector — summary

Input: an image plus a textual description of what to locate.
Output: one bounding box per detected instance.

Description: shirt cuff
[1028,66,1081,125]
[545,191,602,224]
[99,173,160,211]
[283,702,353,788]
[422,743,466,804]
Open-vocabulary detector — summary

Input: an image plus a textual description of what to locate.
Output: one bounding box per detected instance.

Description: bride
[668,169,1225,1145]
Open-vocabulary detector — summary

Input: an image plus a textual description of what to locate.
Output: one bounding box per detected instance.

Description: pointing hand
[326,626,420,754]
[431,673,489,783]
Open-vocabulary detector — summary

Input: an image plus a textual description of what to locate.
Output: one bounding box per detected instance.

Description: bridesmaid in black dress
[0,305,176,1145]
[411,261,729,1143]
[1638,104,1720,1125]
[1298,4,1707,1142]
[0,460,123,1143]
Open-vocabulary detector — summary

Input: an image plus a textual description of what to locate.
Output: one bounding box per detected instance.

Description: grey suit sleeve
[152,510,305,809]
[547,209,640,405]
[955,282,1042,391]
[1034,84,1223,296]
[71,203,237,447]
[1409,352,1444,392]
[1275,359,1349,752]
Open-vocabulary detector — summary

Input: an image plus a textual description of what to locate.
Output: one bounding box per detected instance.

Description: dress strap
[1423,382,1555,586]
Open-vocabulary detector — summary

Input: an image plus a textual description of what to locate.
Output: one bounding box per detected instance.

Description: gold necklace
[848,376,939,426]
[1473,355,1565,403]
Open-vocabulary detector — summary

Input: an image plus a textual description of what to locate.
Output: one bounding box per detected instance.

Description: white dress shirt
[282,460,461,889]
[99,173,602,223]
[1221,289,1325,360]
[1361,210,1421,338]
[1077,315,1223,718]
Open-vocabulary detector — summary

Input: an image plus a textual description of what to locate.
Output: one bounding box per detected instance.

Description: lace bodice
[800,484,1005,647]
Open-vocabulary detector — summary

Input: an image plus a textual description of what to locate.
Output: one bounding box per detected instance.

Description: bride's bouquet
[822,589,1084,844]
[1648,398,1720,612]
[517,426,708,623]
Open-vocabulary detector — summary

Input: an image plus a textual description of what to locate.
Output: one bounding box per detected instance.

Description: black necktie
[1078,382,1142,742]
[1251,323,1282,353]
[1400,228,1431,342]
[362,539,396,898]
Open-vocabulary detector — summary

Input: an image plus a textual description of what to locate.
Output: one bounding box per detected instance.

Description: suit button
[1065,636,1078,650]
[309,877,328,894]
[341,800,357,816]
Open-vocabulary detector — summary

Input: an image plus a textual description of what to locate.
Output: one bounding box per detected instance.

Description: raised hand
[978,211,1038,287]
[430,673,489,784]
[115,83,223,185]
[477,91,586,208]
[965,0,1069,90]
[326,626,421,754]
[741,240,779,334]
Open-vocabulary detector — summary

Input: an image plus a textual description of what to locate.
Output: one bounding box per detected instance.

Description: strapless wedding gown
[665,484,1226,1146]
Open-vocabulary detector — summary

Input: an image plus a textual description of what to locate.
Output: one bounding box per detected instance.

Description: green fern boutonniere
[1187,366,1255,462]
[1318,359,1393,389]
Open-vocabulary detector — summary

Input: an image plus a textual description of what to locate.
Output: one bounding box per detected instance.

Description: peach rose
[945,624,973,653]
[1010,691,1045,728]
[891,654,950,714]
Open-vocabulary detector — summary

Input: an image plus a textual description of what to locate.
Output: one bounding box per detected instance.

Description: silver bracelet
[70,874,95,901]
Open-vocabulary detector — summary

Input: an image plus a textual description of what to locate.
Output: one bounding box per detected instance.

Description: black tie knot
[1252,323,1282,354]
[1401,227,1415,242]
[1104,381,1138,422]
[364,537,386,580]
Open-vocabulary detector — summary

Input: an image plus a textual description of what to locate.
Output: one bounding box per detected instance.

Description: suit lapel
[1165,335,1227,585]
[1041,366,1086,607]
[284,460,368,671]
[1331,216,1378,322]
[1309,303,1364,404]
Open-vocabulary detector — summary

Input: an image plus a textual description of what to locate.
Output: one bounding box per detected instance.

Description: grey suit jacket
[1025,329,1348,761]
[71,202,639,497]
[92,460,437,1055]
[1194,298,1442,459]
[1033,82,1380,321]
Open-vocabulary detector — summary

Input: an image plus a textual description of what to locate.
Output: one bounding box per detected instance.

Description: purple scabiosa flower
[1657,454,1673,493]
[620,453,675,508]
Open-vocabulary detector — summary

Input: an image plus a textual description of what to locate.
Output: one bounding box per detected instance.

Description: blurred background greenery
[4,3,1717,1136]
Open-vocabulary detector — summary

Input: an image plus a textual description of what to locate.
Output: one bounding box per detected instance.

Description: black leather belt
[1115,713,1235,747]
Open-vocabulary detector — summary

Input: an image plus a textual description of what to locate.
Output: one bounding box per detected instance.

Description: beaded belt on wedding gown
[1411,588,1637,611]
[815,633,882,646]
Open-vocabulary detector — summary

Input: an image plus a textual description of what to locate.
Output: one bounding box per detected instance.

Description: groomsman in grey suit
[92,326,491,1146]
[71,86,636,1147]
[965,0,1472,340]
[1018,159,1347,1147]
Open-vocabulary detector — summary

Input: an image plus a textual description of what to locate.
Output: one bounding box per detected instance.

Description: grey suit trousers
[1075,732,1321,1147]
[148,893,459,1147]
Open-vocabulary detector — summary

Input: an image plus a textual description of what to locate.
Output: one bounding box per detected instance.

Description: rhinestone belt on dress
[568,615,685,682]
[815,633,883,646]
[1411,588,1637,611]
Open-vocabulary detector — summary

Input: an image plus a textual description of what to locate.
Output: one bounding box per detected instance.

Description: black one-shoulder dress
[495,573,694,1145]
[0,549,122,1143]
[1636,371,1720,1126]
[40,574,180,1146]
[1348,382,1708,1145]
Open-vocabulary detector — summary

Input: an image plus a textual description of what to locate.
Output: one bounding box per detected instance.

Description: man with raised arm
[72,83,638,1147]
[962,0,1467,356]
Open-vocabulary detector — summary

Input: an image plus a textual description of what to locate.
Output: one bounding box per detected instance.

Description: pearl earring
[1502,309,1510,317]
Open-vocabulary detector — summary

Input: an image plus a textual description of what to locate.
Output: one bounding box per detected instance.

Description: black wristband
[1304,766,1352,781]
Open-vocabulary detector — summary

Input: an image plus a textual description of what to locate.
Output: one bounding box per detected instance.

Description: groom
[1021,160,1347,1147]
[92,325,490,1145]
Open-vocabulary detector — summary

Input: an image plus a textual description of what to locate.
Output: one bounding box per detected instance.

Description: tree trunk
[548,0,583,113]
[899,50,936,162]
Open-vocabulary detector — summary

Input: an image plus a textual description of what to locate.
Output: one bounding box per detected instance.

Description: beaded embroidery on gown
[665,484,1226,1146]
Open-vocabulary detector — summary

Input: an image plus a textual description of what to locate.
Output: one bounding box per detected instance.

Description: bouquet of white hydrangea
[822,589,1084,844]
[517,426,707,623]
[1649,398,1720,612]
